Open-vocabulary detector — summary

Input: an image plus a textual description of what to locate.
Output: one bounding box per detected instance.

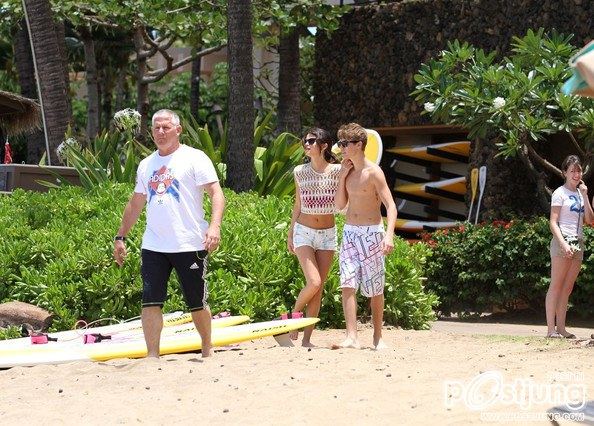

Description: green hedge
[0,185,437,330]
[423,218,594,317]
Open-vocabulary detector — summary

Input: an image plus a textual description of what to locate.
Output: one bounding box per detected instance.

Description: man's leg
[370,294,387,350]
[142,306,164,358]
[191,308,212,357]
[334,227,361,349]
[140,250,171,358]
[173,250,212,357]
[332,288,360,349]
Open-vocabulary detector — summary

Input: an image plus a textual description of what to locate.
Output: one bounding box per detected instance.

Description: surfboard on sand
[395,219,458,232]
[387,141,470,163]
[395,176,466,201]
[0,317,318,368]
[331,128,383,165]
[0,313,249,351]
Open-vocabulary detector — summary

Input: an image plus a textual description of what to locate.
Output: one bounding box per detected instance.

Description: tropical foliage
[413,29,594,210]
[423,218,594,318]
[47,111,302,197]
[0,185,437,331]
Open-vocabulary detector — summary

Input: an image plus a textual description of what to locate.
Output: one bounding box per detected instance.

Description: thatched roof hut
[0,90,41,136]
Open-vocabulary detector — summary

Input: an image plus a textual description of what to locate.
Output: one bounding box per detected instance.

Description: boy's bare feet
[201,344,212,357]
[372,338,388,350]
[301,341,316,348]
[289,330,299,340]
[331,337,361,350]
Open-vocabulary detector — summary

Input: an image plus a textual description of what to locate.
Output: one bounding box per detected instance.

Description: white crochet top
[294,163,341,215]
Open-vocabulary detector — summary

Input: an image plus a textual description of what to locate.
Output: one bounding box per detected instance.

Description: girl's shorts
[293,223,337,251]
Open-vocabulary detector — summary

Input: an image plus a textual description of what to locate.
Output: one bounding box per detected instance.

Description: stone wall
[314,0,594,130]
[314,0,594,219]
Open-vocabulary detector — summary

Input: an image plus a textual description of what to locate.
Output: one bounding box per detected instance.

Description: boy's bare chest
[346,171,373,195]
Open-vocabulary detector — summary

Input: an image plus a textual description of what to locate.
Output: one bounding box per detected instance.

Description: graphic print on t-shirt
[568,195,584,213]
[148,165,180,203]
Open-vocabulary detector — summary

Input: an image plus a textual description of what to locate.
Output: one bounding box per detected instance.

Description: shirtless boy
[334,123,397,350]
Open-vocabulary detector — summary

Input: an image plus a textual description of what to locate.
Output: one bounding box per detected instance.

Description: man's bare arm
[204,181,225,252]
[335,159,353,210]
[114,192,146,266]
[373,167,397,254]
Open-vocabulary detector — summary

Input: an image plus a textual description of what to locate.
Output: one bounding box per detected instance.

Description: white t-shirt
[551,186,584,238]
[134,144,218,252]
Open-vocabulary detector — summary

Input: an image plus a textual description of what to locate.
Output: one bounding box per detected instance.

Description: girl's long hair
[301,127,339,164]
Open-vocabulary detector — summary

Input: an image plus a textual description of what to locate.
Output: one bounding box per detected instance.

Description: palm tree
[22,0,70,165]
[226,0,255,192]
[276,28,301,135]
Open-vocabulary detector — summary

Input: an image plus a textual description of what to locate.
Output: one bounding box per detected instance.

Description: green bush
[423,218,594,317]
[0,185,436,331]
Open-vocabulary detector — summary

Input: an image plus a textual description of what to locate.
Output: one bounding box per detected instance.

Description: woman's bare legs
[546,256,579,337]
[300,249,334,346]
[555,258,581,337]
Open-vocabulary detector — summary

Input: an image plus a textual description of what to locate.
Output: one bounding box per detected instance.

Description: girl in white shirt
[546,155,593,338]
[287,128,341,346]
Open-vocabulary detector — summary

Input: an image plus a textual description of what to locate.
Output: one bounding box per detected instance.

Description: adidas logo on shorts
[189,262,199,270]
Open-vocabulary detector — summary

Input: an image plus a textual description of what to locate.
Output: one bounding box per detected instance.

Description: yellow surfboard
[364,129,383,164]
[331,128,383,165]
[395,176,466,200]
[0,314,249,352]
[387,141,470,163]
[0,318,318,368]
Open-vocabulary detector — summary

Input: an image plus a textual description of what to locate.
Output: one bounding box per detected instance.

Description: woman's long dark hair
[301,127,340,164]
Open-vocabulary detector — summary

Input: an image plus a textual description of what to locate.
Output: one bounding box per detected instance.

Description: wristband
[114,236,126,242]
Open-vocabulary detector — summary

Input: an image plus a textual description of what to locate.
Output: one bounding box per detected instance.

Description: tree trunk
[190,49,202,122]
[276,28,301,135]
[22,0,70,165]
[54,20,72,125]
[133,27,150,144]
[80,26,100,140]
[13,21,45,163]
[114,66,128,114]
[226,0,255,192]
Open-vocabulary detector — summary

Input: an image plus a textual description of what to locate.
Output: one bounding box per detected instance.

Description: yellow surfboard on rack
[395,176,466,200]
[387,141,470,163]
[331,128,383,165]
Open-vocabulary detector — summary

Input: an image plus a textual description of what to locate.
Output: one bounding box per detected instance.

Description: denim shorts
[292,223,337,251]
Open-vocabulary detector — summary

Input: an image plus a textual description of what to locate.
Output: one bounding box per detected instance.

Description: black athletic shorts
[140,249,209,311]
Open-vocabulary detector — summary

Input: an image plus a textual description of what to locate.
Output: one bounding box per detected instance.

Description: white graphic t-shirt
[134,144,218,252]
[551,186,584,239]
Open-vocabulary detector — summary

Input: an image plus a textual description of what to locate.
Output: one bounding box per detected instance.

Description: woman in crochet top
[287,128,341,346]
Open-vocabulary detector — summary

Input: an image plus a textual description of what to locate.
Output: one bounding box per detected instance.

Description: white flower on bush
[113,108,141,132]
[424,102,436,112]
[492,97,506,109]
[56,137,80,161]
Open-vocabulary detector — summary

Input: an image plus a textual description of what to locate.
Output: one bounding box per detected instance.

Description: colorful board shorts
[339,224,385,297]
[293,223,337,251]
[550,237,584,261]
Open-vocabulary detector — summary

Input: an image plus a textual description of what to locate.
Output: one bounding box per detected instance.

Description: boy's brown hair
[337,122,367,150]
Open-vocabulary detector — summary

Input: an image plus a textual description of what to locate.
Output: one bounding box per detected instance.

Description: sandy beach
[1,321,592,425]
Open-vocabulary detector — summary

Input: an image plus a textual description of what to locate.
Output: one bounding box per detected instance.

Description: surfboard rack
[425,186,465,202]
